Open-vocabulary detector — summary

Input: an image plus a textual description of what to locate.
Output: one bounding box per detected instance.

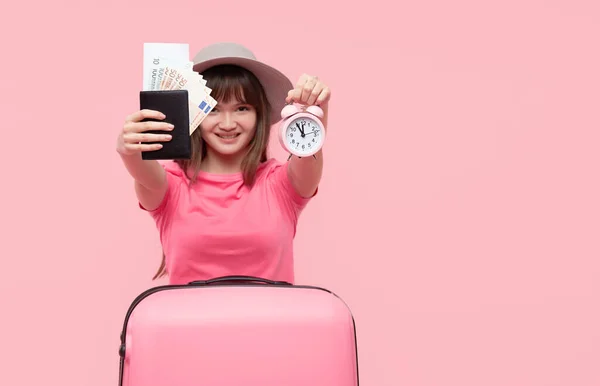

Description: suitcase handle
[188,275,292,286]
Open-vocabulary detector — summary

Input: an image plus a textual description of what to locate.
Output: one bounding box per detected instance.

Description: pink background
[1,0,599,385]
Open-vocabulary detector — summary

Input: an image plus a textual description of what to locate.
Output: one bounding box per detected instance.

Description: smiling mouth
[216,133,240,139]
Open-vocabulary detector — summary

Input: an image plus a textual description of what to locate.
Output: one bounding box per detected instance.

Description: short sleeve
[138,161,184,230]
[266,160,317,224]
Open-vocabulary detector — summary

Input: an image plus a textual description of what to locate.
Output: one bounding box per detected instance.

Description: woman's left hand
[286,73,331,107]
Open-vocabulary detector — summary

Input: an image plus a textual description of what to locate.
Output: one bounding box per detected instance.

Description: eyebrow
[218,101,250,107]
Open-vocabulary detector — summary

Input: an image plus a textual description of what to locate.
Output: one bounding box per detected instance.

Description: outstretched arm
[116,109,173,210]
[285,74,331,198]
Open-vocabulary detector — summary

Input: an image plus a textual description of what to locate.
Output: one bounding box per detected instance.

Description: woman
[116,42,331,285]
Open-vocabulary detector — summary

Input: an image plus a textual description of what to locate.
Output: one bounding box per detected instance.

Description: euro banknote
[143,43,216,135]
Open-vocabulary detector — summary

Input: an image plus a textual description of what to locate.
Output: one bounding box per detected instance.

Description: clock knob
[306,105,324,119]
[281,104,300,119]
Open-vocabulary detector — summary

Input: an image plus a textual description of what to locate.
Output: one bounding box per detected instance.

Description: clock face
[284,117,323,156]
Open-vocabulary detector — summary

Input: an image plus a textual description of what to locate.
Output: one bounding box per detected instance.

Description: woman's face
[200,97,257,158]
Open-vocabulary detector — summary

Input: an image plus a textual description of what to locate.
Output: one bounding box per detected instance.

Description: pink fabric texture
[140,158,314,284]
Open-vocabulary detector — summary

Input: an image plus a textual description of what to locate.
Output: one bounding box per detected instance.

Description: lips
[216,133,240,139]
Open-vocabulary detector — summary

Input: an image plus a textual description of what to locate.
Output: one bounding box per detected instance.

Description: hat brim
[193,57,293,126]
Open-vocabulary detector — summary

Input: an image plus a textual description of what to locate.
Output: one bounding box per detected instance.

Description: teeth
[218,134,238,139]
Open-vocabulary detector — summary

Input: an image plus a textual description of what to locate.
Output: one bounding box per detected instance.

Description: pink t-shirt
[140,158,314,285]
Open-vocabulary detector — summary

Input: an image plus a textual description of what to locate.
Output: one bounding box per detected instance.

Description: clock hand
[301,121,309,135]
[295,122,305,137]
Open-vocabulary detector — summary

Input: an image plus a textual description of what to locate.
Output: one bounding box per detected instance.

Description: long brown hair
[152,64,273,280]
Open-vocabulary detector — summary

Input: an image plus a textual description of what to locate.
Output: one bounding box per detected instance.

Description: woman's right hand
[116,109,174,156]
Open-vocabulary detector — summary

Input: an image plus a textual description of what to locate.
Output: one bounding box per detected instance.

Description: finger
[300,77,318,103]
[125,143,165,152]
[288,73,311,103]
[124,120,174,133]
[123,132,173,144]
[288,86,303,104]
[316,86,331,105]
[295,73,311,88]
[285,89,295,103]
[125,109,166,123]
[306,83,324,106]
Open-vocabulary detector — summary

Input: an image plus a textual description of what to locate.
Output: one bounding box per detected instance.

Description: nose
[218,112,237,131]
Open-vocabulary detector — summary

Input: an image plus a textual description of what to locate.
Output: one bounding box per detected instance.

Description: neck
[200,149,246,174]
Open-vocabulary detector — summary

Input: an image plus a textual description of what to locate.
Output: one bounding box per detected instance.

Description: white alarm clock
[279,103,326,158]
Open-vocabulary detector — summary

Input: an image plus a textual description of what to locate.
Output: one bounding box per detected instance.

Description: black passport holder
[139,90,191,160]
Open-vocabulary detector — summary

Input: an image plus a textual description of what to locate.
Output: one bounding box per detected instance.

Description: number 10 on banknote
[143,42,217,136]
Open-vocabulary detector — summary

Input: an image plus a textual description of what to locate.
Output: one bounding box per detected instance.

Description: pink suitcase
[117,276,359,385]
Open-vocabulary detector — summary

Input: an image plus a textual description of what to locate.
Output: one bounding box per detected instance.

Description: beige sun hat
[192,42,293,125]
